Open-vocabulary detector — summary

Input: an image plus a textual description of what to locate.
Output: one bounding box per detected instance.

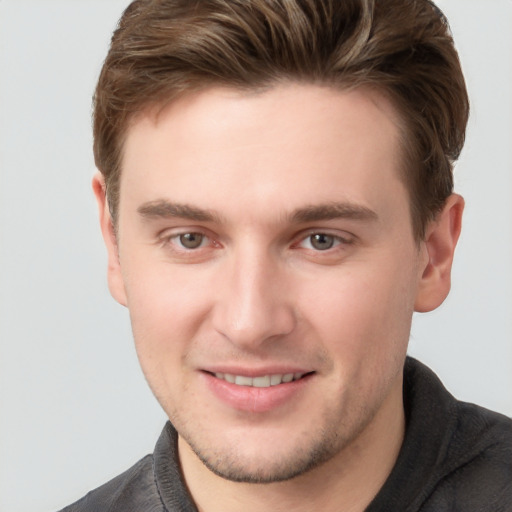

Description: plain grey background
[0,1,511,510]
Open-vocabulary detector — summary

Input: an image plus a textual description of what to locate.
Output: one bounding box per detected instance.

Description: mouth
[202,370,315,413]
[209,372,310,388]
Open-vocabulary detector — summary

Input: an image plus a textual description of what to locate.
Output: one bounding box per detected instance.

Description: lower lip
[202,372,312,413]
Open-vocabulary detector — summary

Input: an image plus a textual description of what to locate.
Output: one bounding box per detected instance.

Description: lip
[203,365,312,378]
[201,369,314,413]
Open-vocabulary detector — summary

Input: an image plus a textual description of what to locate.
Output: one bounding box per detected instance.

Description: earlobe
[92,172,128,307]
[414,194,464,313]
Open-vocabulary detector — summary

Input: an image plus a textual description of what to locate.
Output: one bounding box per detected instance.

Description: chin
[180,418,351,484]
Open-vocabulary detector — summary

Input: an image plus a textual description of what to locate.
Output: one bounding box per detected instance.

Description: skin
[94,84,463,512]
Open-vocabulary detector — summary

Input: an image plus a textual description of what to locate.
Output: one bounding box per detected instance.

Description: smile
[204,370,314,412]
[213,372,307,388]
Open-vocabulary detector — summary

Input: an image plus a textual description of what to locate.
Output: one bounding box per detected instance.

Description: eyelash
[159,229,354,255]
[159,231,216,252]
[296,232,354,251]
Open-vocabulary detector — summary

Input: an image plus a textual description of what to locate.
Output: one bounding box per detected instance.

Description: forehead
[120,84,408,229]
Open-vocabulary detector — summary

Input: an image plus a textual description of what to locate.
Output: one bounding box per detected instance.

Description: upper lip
[201,366,313,378]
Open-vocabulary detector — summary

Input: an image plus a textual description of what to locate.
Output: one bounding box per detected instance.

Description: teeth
[252,375,271,388]
[214,372,305,388]
[270,374,282,386]
[235,375,253,386]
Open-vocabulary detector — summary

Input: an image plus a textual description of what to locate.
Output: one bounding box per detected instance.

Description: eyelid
[156,226,355,254]
[294,229,355,248]
[157,227,219,251]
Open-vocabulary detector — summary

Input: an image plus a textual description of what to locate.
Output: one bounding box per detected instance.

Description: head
[94,0,468,241]
[92,0,468,491]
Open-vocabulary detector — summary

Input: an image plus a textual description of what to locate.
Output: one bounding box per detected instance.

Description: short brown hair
[93,0,469,240]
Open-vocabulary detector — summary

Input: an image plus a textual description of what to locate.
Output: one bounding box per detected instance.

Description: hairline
[105,79,423,241]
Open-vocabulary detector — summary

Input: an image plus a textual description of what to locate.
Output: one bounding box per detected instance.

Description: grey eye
[179,233,204,249]
[309,233,335,250]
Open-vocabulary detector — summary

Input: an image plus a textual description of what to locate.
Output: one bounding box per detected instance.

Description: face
[101,84,432,482]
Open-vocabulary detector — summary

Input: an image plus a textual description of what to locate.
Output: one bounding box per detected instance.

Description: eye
[157,229,220,261]
[297,232,353,252]
[308,233,337,251]
[176,232,206,249]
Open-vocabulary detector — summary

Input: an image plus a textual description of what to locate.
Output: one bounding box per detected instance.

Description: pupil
[311,234,334,250]
[180,233,203,249]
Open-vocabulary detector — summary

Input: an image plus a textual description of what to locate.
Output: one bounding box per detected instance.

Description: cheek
[124,258,211,326]
[299,260,417,358]
[122,264,213,381]
[301,265,416,409]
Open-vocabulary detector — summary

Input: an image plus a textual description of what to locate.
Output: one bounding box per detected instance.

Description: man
[62,0,512,510]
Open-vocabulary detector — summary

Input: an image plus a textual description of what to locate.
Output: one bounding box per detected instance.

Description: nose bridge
[213,240,295,347]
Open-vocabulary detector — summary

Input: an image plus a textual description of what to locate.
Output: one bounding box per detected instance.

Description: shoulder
[426,400,512,511]
[369,358,512,512]
[58,454,165,512]
[452,399,512,462]
[408,358,512,511]
[58,422,195,512]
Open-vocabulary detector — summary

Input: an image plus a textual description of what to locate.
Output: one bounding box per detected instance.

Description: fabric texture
[60,358,512,511]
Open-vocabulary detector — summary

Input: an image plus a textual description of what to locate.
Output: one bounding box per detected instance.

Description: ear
[414,194,464,313]
[92,172,128,307]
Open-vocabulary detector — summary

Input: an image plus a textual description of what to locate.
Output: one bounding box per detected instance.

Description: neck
[179,376,405,512]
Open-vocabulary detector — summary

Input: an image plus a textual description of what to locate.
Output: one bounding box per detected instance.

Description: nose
[211,246,296,349]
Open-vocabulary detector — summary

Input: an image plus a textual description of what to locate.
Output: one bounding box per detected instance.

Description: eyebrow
[137,200,221,222]
[137,199,378,224]
[290,203,378,223]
